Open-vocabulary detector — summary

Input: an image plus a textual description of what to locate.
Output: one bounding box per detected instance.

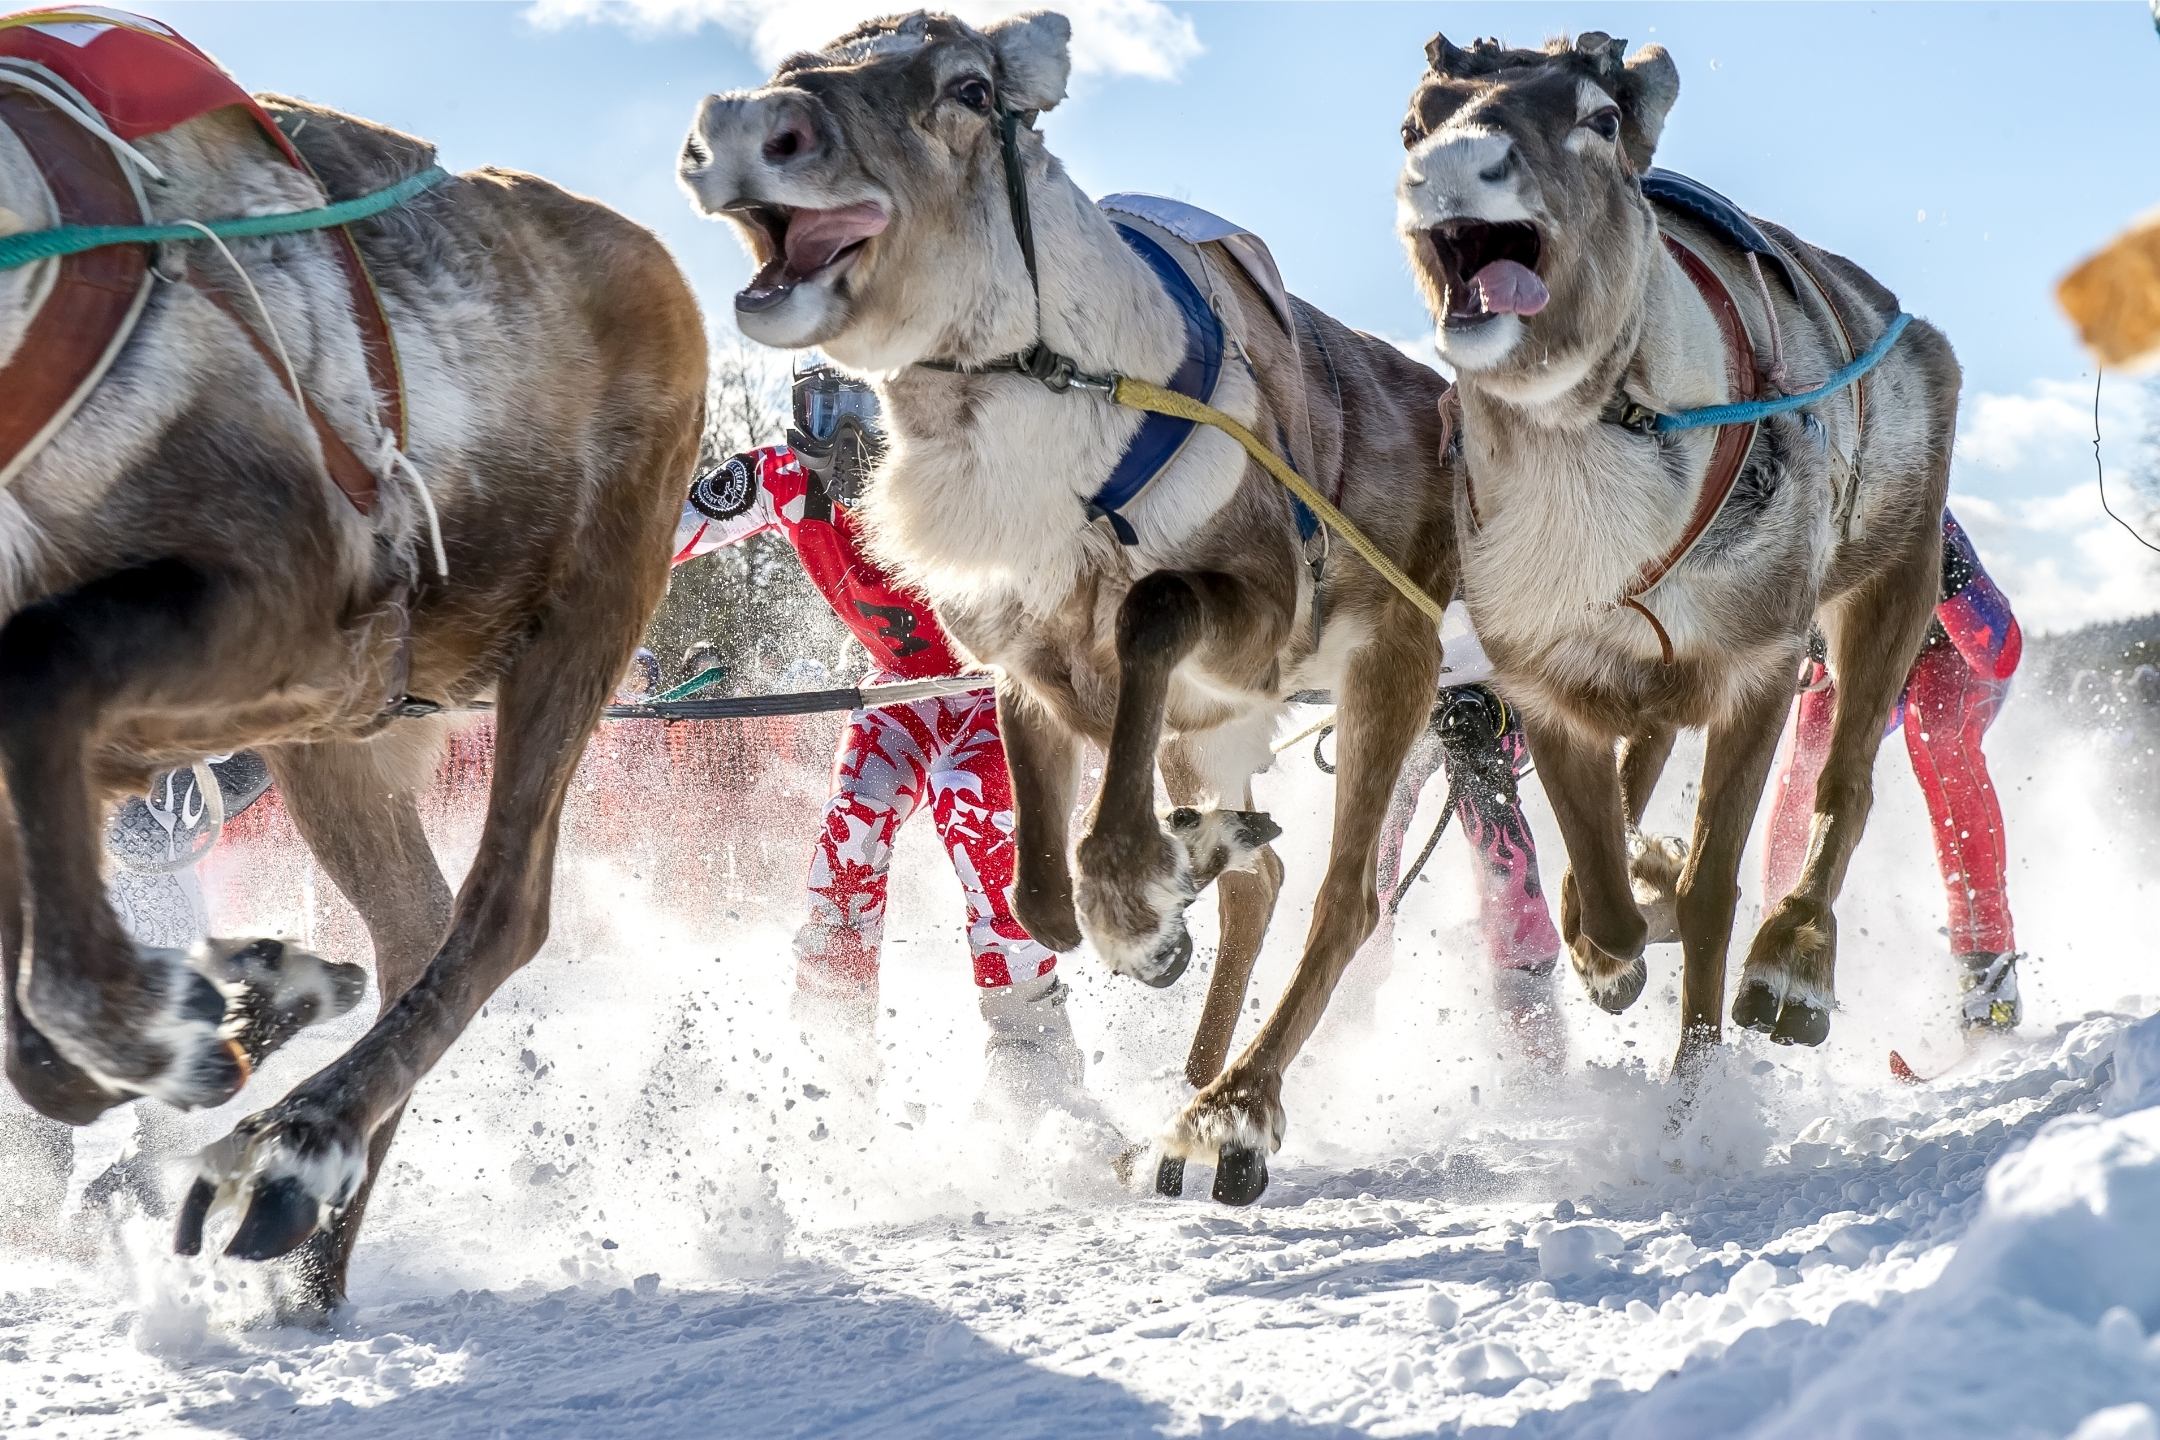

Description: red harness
[1611,233,1762,665]
[0,7,404,511]
[1457,231,1761,668]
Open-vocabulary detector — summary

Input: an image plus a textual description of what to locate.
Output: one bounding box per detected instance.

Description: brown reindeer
[678,10,1461,1203]
[1395,33,1960,1073]
[0,85,704,1315]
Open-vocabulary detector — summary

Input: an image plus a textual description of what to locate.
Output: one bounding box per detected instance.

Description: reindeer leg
[1531,718,1651,1015]
[1618,725,1686,946]
[0,560,364,1122]
[1670,678,1792,1075]
[997,685,1083,954]
[1152,738,1282,1199]
[1163,620,1435,1205]
[219,730,452,1323]
[1737,561,1937,1047]
[0,786,79,1242]
[1074,572,1282,988]
[183,554,659,1263]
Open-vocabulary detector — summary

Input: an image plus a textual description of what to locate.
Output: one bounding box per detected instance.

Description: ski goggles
[791,365,880,447]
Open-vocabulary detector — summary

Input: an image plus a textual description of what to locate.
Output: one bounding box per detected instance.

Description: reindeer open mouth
[1423,220,1547,328]
[730,200,889,313]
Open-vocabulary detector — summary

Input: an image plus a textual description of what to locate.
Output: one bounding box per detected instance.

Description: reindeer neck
[867,160,1194,611]
[1454,231,1751,634]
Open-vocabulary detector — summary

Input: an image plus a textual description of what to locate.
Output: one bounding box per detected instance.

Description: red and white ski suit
[1764,512,2022,955]
[673,447,1057,994]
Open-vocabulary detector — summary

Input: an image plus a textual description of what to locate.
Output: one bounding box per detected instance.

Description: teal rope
[1652,312,1914,433]
[653,665,727,703]
[0,164,450,272]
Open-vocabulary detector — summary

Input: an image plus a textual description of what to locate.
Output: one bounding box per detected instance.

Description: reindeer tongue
[1474,259,1549,317]
[782,203,889,278]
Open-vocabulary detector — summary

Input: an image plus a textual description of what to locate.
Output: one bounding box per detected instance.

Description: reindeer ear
[984,11,1072,115]
[1425,31,1467,75]
[1615,43,1679,172]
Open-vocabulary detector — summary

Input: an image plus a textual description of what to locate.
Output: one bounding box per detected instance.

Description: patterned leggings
[1375,702,1561,973]
[797,684,1057,995]
[1764,637,2015,954]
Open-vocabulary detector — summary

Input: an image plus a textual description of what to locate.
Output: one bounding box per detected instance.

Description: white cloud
[1950,374,2159,634]
[1953,485,2157,634]
[1954,375,2144,474]
[526,0,1202,82]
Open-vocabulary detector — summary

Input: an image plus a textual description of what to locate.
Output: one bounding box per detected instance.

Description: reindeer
[1395,32,1960,1073]
[0,80,704,1315]
[679,10,1461,1203]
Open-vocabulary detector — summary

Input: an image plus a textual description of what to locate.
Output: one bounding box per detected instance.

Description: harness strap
[194,280,381,512]
[920,103,1446,627]
[1606,234,1761,662]
[1772,236,1873,538]
[1115,377,1447,627]
[0,88,154,490]
[1080,222,1225,544]
[296,148,409,449]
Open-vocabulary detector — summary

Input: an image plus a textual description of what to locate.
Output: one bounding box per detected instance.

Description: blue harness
[1085,220,1318,547]
[1083,223,1224,544]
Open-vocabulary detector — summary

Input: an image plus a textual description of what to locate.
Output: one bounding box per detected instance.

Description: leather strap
[195,281,380,512]
[287,139,406,449]
[1618,233,1761,612]
[0,89,152,486]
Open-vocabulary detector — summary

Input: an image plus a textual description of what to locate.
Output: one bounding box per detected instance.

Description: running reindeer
[1395,32,1959,1070]
[680,9,1461,1202]
[0,12,703,1317]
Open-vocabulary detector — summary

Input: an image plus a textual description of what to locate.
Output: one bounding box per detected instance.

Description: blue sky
[156,0,2160,631]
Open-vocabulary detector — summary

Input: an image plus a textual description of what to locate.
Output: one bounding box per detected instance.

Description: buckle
[1019,345,1113,395]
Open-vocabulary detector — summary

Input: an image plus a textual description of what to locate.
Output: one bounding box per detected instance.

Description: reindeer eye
[1582,107,1621,142]
[949,76,993,114]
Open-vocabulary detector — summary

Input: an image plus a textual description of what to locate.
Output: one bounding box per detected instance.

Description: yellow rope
[1112,377,1448,627]
[1271,708,1336,754]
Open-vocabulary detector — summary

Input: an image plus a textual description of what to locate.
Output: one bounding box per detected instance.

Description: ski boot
[1492,964,1566,1069]
[975,974,1090,1125]
[1958,951,2023,1033]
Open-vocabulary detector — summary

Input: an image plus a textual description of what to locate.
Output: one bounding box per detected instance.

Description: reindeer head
[679,9,1073,368]
[1397,32,1679,389]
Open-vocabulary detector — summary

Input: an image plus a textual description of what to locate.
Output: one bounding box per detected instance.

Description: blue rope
[1651,312,1914,433]
[0,165,450,272]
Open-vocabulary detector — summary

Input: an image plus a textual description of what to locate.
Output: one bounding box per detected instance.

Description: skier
[1343,621,1564,1061]
[673,366,1081,1119]
[1764,511,2025,1031]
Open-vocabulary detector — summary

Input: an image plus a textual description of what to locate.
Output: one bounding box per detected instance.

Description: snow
[4,692,2159,1437]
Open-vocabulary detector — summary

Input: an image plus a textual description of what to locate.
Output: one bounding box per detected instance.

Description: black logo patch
[689,456,757,522]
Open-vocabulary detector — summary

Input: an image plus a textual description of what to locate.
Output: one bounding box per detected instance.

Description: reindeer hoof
[1212,1146,1269,1206]
[1772,1000,1832,1048]
[224,1175,323,1262]
[172,1177,218,1257]
[1138,929,1194,989]
[1733,980,1831,1047]
[1731,979,1781,1034]
[1582,956,1648,1014]
[1155,1156,1186,1198]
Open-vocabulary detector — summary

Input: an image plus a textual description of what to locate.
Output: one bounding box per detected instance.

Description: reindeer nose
[761,107,822,168]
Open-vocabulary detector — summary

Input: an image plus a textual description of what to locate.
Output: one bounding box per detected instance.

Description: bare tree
[703,336,791,462]
[644,336,853,691]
